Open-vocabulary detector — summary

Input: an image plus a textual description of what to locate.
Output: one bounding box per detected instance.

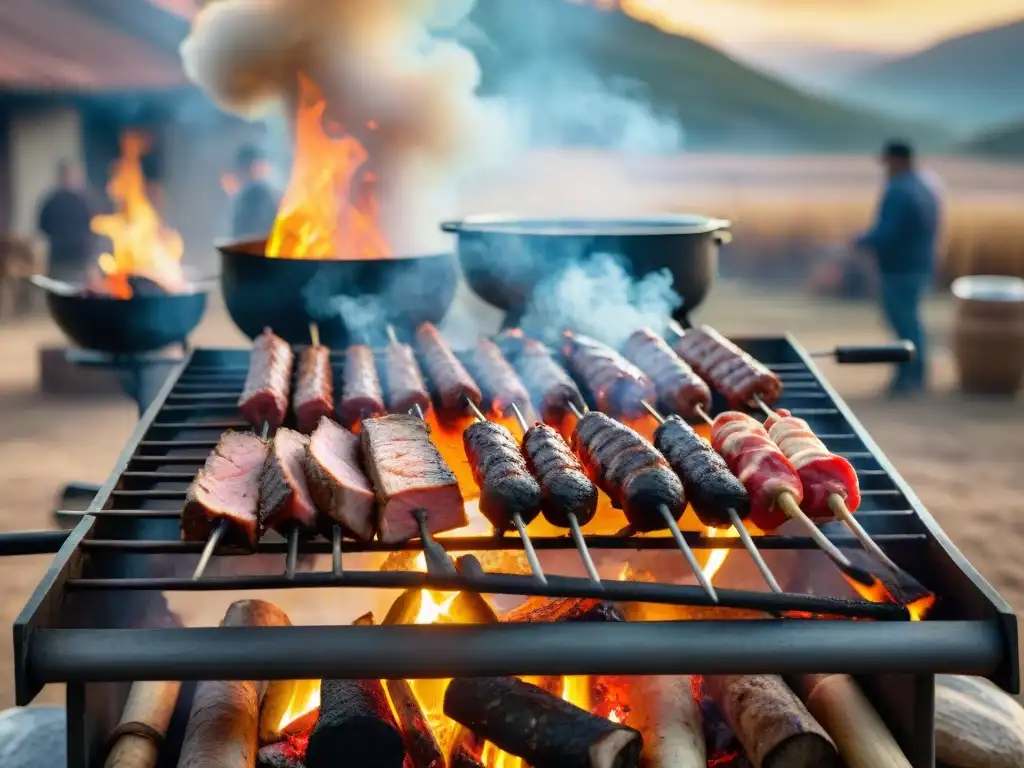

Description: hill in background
[466,0,940,153]
[962,121,1024,159]
[842,19,1024,132]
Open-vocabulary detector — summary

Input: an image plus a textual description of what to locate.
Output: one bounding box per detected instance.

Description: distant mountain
[735,41,891,95]
[466,0,941,153]
[962,121,1024,159]
[843,19,1024,131]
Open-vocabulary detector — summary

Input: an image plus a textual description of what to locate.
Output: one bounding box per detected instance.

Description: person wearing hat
[226,144,281,241]
[854,140,941,395]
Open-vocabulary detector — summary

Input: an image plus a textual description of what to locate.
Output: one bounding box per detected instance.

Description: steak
[181,431,269,548]
[305,416,377,541]
[360,414,467,543]
[258,428,319,534]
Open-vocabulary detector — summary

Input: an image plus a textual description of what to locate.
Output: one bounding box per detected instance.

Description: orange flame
[266,75,390,260]
[88,133,186,298]
[844,573,936,621]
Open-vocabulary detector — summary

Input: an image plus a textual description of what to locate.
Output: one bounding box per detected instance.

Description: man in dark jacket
[36,160,98,281]
[855,140,941,395]
[228,144,280,240]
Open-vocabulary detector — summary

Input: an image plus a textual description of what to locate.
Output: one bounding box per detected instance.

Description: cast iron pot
[442,214,731,327]
[31,275,211,355]
[217,239,459,347]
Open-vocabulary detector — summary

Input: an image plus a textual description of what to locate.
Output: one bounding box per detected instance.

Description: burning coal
[181,0,506,258]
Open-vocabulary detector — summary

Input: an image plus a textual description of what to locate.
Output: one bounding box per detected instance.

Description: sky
[616,0,1024,53]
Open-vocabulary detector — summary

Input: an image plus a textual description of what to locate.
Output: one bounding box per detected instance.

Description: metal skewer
[640,399,781,593]
[752,394,901,572]
[465,399,548,585]
[566,402,717,602]
[509,402,601,585]
[308,320,345,578]
[405,403,457,577]
[193,420,271,581]
[332,524,343,577]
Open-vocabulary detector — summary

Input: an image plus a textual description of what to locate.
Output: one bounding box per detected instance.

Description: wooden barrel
[951,276,1024,395]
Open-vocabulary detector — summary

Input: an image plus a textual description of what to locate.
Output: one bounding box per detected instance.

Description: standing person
[36,160,98,282]
[227,144,280,240]
[854,140,941,395]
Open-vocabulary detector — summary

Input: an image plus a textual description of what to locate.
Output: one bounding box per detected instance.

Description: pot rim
[215,237,450,263]
[440,213,731,236]
[951,274,1024,303]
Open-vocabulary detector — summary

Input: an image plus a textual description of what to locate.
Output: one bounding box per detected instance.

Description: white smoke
[520,253,681,349]
[180,0,509,255]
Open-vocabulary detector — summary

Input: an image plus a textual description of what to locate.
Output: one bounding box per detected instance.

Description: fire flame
[266,76,390,260]
[844,572,936,622]
[88,133,186,298]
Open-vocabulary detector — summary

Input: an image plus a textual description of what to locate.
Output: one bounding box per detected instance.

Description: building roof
[0,0,188,92]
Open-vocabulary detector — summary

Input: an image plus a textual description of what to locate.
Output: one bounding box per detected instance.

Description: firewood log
[305,679,405,768]
[502,596,624,623]
[703,674,840,768]
[256,741,306,768]
[176,600,292,768]
[385,678,444,768]
[935,674,1024,768]
[104,681,182,768]
[628,676,705,768]
[444,676,642,768]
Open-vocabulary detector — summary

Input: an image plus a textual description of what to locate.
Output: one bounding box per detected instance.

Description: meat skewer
[383,327,431,415]
[513,335,587,423]
[258,426,318,579]
[562,331,655,417]
[339,343,386,425]
[462,398,547,584]
[292,323,334,433]
[465,337,534,419]
[755,397,898,571]
[510,402,602,584]
[416,322,483,416]
[238,328,294,430]
[624,327,712,420]
[670,323,783,408]
[567,402,718,602]
[640,399,781,593]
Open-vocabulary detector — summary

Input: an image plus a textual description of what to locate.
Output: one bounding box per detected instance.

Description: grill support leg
[856,673,936,767]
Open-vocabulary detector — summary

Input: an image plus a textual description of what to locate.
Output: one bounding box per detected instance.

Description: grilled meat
[416,322,482,414]
[384,342,430,415]
[571,411,685,531]
[361,414,467,543]
[238,328,294,430]
[624,327,712,419]
[653,415,749,528]
[562,332,655,417]
[466,338,531,417]
[340,345,385,425]
[673,326,782,408]
[293,344,334,434]
[305,416,376,541]
[522,423,598,528]
[711,411,803,532]
[181,430,269,548]
[258,427,319,534]
[515,338,586,422]
[462,420,542,529]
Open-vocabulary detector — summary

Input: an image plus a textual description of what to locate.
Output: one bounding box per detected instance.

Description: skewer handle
[810,342,915,365]
[828,494,901,573]
[508,402,530,434]
[386,324,400,347]
[309,322,320,348]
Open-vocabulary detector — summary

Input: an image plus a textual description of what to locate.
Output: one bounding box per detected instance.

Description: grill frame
[13,335,1019,768]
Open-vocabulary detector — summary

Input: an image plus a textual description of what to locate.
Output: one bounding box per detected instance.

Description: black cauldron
[31,275,210,355]
[217,239,459,347]
[442,214,731,327]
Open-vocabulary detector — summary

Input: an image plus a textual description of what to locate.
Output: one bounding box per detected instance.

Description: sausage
[417,323,482,414]
[653,415,749,528]
[463,420,542,529]
[176,600,292,768]
[710,412,803,532]
[571,412,685,532]
[516,338,586,422]
[674,326,782,408]
[340,345,385,425]
[467,338,532,417]
[624,327,712,419]
[522,423,599,528]
[563,332,655,417]
[293,344,334,434]
[238,328,293,430]
[384,342,430,415]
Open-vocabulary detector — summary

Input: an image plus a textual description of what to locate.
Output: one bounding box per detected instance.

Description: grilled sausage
[653,415,749,528]
[384,342,430,415]
[467,338,532,417]
[463,420,542,530]
[417,323,482,414]
[293,344,334,434]
[340,345,386,425]
[624,327,712,419]
[563,332,655,417]
[238,328,293,430]
[522,423,599,528]
[571,412,684,531]
[674,326,782,408]
[516,338,586,422]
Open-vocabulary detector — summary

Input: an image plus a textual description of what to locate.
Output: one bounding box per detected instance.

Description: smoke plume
[180,0,507,255]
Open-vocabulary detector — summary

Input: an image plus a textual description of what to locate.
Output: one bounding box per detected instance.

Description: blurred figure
[854,140,940,395]
[36,160,98,282]
[226,144,280,240]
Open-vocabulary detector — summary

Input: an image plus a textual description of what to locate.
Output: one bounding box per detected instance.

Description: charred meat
[305,416,376,541]
[384,342,431,415]
[563,332,655,417]
[515,338,586,422]
[258,427,319,534]
[522,423,598,528]
[624,327,712,420]
[462,420,542,530]
[416,322,482,414]
[466,338,532,417]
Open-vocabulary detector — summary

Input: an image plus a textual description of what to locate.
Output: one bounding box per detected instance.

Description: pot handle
[28,274,80,296]
[714,230,733,245]
[811,341,916,364]
[440,220,462,234]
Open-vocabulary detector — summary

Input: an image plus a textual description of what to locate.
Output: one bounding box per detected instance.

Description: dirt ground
[1,280,1022,711]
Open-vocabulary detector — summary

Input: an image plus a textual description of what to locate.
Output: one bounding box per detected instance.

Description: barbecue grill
[10,336,1018,768]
